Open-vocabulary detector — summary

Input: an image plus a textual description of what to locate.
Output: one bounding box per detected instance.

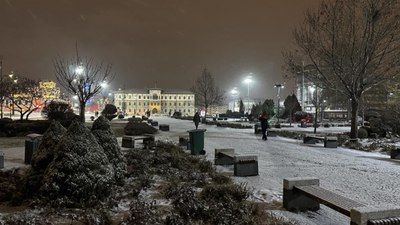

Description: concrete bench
[324,136,338,148]
[214,148,236,165]
[159,124,169,131]
[214,148,258,177]
[122,134,155,149]
[283,177,400,225]
[234,155,258,177]
[303,135,338,148]
[303,135,325,144]
[391,149,400,159]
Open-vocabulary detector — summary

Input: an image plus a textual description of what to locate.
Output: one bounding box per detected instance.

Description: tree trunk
[80,102,86,123]
[350,98,359,138]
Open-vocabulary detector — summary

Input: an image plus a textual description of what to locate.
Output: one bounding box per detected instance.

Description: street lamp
[8,71,18,117]
[243,74,253,113]
[274,83,284,126]
[230,87,239,112]
[309,85,317,134]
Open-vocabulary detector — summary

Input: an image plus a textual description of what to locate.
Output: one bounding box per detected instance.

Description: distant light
[231,87,239,95]
[243,76,252,84]
[73,95,78,99]
[75,65,84,75]
[101,81,107,88]
[309,86,316,93]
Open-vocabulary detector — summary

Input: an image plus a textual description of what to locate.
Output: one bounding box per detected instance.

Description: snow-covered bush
[26,121,67,197]
[123,197,162,225]
[91,116,127,186]
[124,120,157,135]
[41,100,72,121]
[31,120,66,172]
[38,120,116,207]
[101,104,118,121]
[0,169,25,205]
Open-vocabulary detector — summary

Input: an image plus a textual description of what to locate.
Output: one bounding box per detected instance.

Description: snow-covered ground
[150,116,400,225]
[1,115,399,225]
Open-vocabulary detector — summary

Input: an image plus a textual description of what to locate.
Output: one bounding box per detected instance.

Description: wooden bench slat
[219,152,235,158]
[295,185,365,216]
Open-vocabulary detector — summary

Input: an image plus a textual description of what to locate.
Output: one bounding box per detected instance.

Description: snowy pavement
[151,116,400,225]
[1,116,399,224]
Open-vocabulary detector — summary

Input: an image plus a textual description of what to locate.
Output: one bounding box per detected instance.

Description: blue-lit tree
[53,50,114,122]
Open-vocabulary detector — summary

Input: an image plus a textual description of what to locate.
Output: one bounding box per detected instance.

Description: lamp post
[309,85,317,134]
[230,87,239,112]
[274,83,284,126]
[243,74,252,114]
[8,71,18,117]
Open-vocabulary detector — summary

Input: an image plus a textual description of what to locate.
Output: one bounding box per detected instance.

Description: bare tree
[191,67,225,117]
[53,50,113,122]
[284,0,400,138]
[7,76,43,121]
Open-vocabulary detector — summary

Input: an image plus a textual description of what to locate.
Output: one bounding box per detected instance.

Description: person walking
[259,111,269,141]
[193,112,201,129]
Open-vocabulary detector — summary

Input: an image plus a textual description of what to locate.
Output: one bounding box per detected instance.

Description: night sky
[0,0,318,101]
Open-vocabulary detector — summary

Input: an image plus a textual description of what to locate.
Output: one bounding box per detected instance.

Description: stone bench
[214,148,236,165]
[390,148,400,159]
[303,135,338,148]
[214,148,258,177]
[159,124,169,131]
[122,134,155,149]
[283,177,400,225]
[234,155,258,177]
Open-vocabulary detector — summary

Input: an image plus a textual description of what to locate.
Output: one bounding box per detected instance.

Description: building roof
[113,88,193,94]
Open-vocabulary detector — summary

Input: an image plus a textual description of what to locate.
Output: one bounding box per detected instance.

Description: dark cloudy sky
[0,0,319,100]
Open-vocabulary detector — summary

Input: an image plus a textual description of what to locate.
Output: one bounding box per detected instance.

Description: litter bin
[187,129,206,155]
[25,133,43,164]
[0,151,4,169]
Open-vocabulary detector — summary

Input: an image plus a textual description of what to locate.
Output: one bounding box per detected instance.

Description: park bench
[214,148,259,177]
[150,121,158,126]
[391,148,400,159]
[283,177,400,225]
[303,135,338,148]
[121,134,155,149]
[159,124,169,131]
[214,148,236,165]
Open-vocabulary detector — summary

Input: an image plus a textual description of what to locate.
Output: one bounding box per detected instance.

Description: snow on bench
[122,134,155,149]
[303,135,338,148]
[214,148,258,177]
[283,177,400,225]
[214,148,236,165]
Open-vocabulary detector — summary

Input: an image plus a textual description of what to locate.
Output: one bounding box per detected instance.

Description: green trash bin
[187,129,206,155]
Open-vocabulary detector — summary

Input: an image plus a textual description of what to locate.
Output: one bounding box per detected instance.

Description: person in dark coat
[193,112,201,129]
[259,111,269,141]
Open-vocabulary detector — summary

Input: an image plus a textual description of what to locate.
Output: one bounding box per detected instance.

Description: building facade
[113,88,195,116]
